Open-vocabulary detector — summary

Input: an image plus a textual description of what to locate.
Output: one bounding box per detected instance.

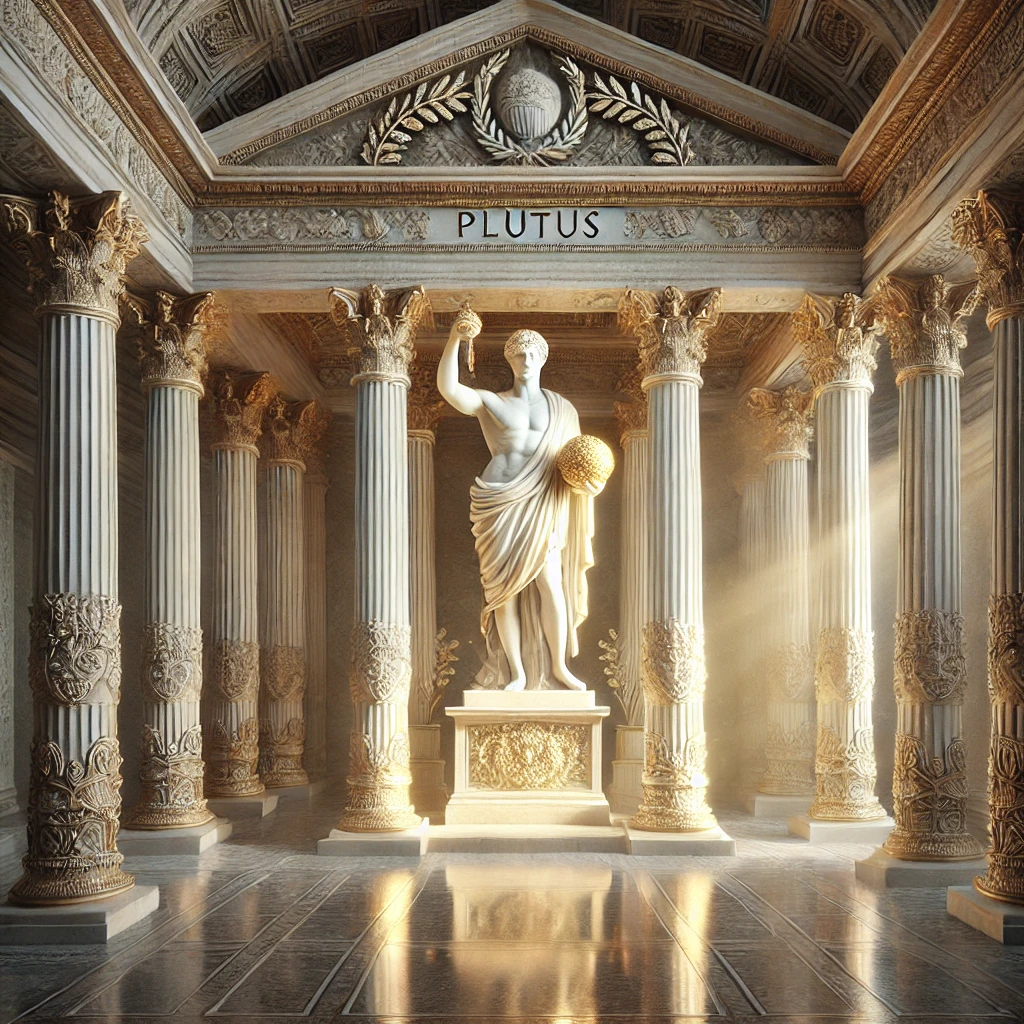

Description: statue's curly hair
[503,329,549,363]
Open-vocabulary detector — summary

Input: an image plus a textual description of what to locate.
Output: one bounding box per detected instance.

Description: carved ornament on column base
[883,733,982,861]
[816,627,874,703]
[630,731,716,833]
[640,620,706,705]
[338,729,421,833]
[258,718,308,789]
[263,645,305,703]
[124,725,213,829]
[141,623,203,703]
[10,737,134,906]
[893,610,966,704]
[760,720,816,796]
[809,724,886,821]
[207,639,260,702]
[203,718,263,797]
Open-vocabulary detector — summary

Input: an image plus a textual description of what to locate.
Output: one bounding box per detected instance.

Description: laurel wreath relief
[359,49,695,168]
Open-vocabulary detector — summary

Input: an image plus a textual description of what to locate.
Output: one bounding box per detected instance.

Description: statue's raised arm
[437,302,484,416]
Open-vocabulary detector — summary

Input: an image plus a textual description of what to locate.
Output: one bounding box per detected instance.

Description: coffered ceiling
[125,0,935,132]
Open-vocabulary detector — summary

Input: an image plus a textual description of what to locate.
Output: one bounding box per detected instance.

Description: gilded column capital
[207,371,278,453]
[618,286,721,387]
[261,397,330,467]
[874,275,981,384]
[407,359,445,437]
[747,386,814,461]
[0,191,148,325]
[122,290,218,395]
[952,189,1024,329]
[794,293,881,393]
[613,367,647,445]
[329,283,431,386]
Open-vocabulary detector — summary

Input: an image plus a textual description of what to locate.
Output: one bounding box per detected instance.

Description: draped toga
[470,390,595,690]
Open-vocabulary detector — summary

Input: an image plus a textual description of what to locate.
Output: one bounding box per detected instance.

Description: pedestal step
[788,814,894,845]
[318,820,429,857]
[625,824,736,856]
[948,886,1024,944]
[118,818,232,857]
[0,885,160,944]
[745,793,813,818]
[855,849,987,888]
[206,792,279,820]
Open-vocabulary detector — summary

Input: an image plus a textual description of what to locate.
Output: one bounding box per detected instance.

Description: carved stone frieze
[795,293,881,391]
[29,593,121,706]
[203,717,261,797]
[206,371,278,451]
[810,723,884,820]
[329,284,431,385]
[261,397,330,467]
[122,290,217,392]
[632,731,715,832]
[194,207,429,247]
[262,645,305,703]
[619,287,721,384]
[206,639,259,702]
[0,191,148,322]
[746,387,814,460]
[884,733,982,861]
[640,620,706,706]
[875,275,981,382]
[125,724,211,829]
[407,359,445,435]
[10,736,133,905]
[340,730,420,832]
[765,642,815,703]
[815,627,873,704]
[141,623,202,704]
[988,593,1024,706]
[952,190,1024,328]
[893,610,966,706]
[350,621,413,705]
[468,723,588,790]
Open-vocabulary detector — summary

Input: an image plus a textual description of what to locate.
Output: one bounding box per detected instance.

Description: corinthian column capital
[207,371,278,452]
[122,290,218,394]
[795,293,881,393]
[747,386,814,461]
[874,275,981,383]
[0,191,148,324]
[613,367,647,445]
[407,359,445,435]
[329,284,431,385]
[619,286,721,386]
[952,189,1024,329]
[261,397,330,467]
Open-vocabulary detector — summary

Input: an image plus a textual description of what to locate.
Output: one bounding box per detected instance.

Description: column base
[206,792,279,820]
[948,885,1024,944]
[118,819,232,857]
[855,849,988,888]
[0,885,159,944]
[317,819,429,857]
[427,823,629,854]
[273,778,327,802]
[625,824,736,857]
[744,792,814,818]
[788,814,894,845]
[263,769,309,789]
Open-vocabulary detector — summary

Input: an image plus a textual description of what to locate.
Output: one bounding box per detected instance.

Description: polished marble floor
[2,789,1024,1023]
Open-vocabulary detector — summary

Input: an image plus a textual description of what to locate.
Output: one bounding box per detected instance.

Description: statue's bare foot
[504,677,526,692]
[554,668,587,691]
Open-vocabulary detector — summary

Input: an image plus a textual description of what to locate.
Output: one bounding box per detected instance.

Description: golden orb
[557,435,615,495]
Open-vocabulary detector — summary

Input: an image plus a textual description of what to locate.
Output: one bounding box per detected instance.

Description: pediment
[205,1,850,169]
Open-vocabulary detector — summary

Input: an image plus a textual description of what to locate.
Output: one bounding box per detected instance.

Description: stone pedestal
[856,849,987,888]
[789,814,894,845]
[607,724,644,815]
[206,792,279,820]
[746,793,813,818]
[626,824,736,856]
[318,820,429,857]
[948,886,1024,944]
[0,885,160,944]
[117,819,231,856]
[445,691,611,826]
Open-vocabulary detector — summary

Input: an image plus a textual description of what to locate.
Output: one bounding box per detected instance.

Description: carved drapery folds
[123,290,217,393]
[747,386,814,460]
[0,190,148,321]
[207,371,279,452]
[874,275,980,383]
[952,190,1024,329]
[794,293,881,392]
[618,286,721,384]
[329,283,431,385]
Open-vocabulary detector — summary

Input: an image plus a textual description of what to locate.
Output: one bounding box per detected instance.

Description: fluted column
[0,455,17,819]
[796,293,886,821]
[122,292,215,829]
[748,387,816,797]
[953,190,1024,900]
[1,191,147,903]
[259,397,328,788]
[619,286,721,832]
[330,284,430,832]
[304,439,330,780]
[204,371,277,797]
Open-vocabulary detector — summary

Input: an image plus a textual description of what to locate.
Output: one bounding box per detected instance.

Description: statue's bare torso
[477,390,550,483]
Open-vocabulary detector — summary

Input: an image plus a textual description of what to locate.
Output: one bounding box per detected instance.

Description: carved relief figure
[437,306,611,691]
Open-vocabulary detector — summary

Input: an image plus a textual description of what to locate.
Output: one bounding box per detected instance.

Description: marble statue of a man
[437,307,596,691]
